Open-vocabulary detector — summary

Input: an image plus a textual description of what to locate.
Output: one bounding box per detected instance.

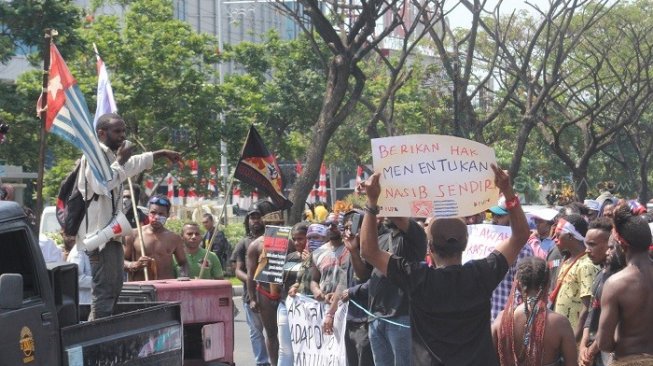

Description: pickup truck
[0,201,183,365]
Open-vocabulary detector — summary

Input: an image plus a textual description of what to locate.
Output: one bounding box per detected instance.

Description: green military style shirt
[176,247,224,279]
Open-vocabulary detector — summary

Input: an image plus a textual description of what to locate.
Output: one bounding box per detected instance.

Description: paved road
[233,296,256,366]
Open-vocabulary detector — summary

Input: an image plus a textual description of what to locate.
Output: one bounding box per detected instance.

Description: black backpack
[55,160,98,236]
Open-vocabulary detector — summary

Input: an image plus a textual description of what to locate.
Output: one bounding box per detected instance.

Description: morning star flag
[44,44,113,192]
[234,126,292,210]
[92,44,117,129]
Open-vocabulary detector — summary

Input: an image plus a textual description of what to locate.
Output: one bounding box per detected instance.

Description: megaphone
[83,212,132,251]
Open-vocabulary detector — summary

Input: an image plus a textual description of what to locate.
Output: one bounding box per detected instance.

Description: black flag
[234,126,293,210]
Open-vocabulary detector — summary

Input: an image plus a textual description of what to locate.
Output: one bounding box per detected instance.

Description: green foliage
[42,158,77,205]
[222,222,245,247]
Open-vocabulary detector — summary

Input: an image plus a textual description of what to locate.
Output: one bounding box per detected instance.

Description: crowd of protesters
[235,167,653,366]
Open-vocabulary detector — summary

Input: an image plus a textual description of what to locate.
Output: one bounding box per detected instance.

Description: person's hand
[343,231,360,253]
[134,256,152,269]
[116,140,135,165]
[322,314,334,335]
[201,259,210,268]
[325,292,336,304]
[154,149,182,166]
[314,289,325,302]
[301,249,310,261]
[249,299,260,312]
[288,283,299,297]
[341,289,350,302]
[491,164,512,196]
[579,344,596,366]
[360,172,381,205]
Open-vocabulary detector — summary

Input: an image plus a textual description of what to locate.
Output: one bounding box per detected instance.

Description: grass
[228,276,243,286]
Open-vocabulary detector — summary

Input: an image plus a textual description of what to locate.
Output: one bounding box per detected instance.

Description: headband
[611,228,630,247]
[556,218,585,242]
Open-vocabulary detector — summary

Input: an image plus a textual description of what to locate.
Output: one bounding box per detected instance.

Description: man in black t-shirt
[359,166,530,366]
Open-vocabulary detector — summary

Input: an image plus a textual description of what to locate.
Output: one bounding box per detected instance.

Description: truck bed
[61,302,183,366]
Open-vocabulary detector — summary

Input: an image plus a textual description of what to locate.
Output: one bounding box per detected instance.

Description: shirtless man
[246,202,285,366]
[124,195,187,280]
[597,203,653,365]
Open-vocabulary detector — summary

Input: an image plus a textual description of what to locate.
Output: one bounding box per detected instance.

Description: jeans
[277,301,294,366]
[87,241,124,320]
[345,321,374,366]
[244,301,271,365]
[369,314,412,366]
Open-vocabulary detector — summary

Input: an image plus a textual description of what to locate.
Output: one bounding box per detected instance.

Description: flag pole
[127,177,150,281]
[36,29,58,228]
[199,172,236,279]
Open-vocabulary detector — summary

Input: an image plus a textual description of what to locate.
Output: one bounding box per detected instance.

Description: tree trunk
[638,159,650,204]
[572,167,590,202]
[287,57,361,224]
[508,118,536,180]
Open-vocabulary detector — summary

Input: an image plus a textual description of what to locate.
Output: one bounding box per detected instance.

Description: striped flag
[144,178,154,196]
[232,186,241,205]
[188,160,198,176]
[355,166,363,195]
[167,174,174,200]
[318,163,327,202]
[92,44,117,129]
[208,165,217,196]
[187,187,198,205]
[42,44,113,193]
[252,189,259,202]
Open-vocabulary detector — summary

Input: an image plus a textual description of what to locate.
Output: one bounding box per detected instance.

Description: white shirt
[76,144,153,252]
[38,234,63,263]
[66,244,93,304]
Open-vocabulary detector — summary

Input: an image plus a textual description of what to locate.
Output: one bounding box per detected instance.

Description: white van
[39,206,61,236]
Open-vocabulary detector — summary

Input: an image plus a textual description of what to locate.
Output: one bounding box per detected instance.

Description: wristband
[364,204,380,215]
[505,196,520,210]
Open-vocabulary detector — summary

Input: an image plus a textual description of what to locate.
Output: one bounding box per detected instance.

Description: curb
[232,285,243,297]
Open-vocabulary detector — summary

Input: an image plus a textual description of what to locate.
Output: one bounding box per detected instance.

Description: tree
[421,0,611,183]
[536,0,653,200]
[276,0,449,222]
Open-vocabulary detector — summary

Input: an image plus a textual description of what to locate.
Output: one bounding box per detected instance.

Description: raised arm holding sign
[359,162,530,365]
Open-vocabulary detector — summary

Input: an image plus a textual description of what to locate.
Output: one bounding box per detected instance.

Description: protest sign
[254,226,291,284]
[463,224,512,263]
[371,134,499,218]
[286,295,348,366]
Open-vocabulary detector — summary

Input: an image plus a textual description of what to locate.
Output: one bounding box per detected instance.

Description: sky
[446,0,553,29]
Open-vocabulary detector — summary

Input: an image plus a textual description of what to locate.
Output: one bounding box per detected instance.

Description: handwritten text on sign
[463,224,512,264]
[286,295,348,366]
[371,135,499,218]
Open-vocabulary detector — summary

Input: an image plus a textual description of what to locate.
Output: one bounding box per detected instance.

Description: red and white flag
[167,174,174,200]
[232,186,241,205]
[187,187,197,205]
[355,166,363,195]
[92,44,117,129]
[207,165,217,196]
[144,178,154,196]
[188,160,199,176]
[295,160,303,175]
[318,163,327,202]
[252,189,259,202]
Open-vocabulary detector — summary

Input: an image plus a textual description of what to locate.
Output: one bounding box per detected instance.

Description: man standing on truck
[124,195,188,281]
[77,113,181,320]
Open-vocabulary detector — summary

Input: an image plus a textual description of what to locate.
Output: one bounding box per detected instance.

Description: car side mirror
[0,273,23,310]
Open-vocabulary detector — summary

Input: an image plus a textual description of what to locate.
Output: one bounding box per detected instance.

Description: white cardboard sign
[463,224,513,263]
[371,135,499,218]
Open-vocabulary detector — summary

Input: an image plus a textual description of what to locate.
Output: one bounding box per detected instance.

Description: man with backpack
[76,113,181,320]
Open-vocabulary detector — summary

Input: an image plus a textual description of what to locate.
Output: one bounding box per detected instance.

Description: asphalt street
[233,295,256,366]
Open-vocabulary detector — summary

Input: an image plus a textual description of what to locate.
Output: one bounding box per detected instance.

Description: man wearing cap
[527,208,559,259]
[360,165,530,365]
[550,214,599,341]
[231,202,270,366]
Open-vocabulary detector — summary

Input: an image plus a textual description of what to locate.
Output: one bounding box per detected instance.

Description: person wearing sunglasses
[78,113,181,321]
[124,195,187,281]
